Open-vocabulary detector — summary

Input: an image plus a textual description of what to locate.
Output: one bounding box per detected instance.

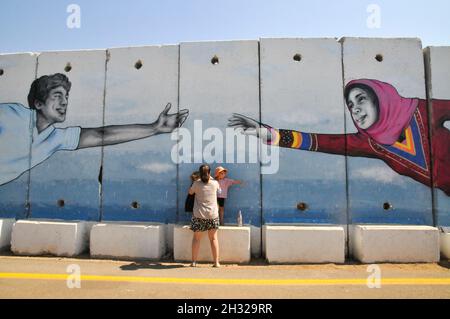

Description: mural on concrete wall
[1,41,448,228]
[229,78,450,196]
[258,38,347,225]
[0,73,189,186]
[0,53,37,219]
[101,45,181,223]
[177,41,261,229]
[425,46,450,227]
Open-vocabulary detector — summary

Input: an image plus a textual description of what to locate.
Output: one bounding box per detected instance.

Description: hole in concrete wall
[297,202,308,211]
[57,199,65,207]
[134,60,143,70]
[131,201,140,209]
[293,54,302,62]
[98,165,103,185]
[64,63,72,72]
[383,202,393,210]
[0,69,4,76]
[375,54,383,62]
[211,55,219,65]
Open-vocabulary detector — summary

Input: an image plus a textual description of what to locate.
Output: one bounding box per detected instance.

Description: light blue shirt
[0,103,81,185]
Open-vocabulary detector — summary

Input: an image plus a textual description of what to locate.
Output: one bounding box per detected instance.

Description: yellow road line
[0,273,450,286]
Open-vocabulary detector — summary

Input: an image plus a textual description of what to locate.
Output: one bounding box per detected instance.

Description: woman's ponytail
[199,164,210,184]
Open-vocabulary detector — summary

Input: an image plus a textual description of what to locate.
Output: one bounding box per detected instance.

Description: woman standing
[188,164,222,267]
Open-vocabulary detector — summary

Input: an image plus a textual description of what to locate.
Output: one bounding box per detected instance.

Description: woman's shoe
[190,262,197,267]
[213,263,221,268]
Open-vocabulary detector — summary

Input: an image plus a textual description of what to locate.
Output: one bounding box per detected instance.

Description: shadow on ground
[120,262,186,270]
[438,260,450,269]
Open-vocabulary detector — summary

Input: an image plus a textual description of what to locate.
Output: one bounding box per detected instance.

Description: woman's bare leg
[192,231,203,265]
[208,229,220,266]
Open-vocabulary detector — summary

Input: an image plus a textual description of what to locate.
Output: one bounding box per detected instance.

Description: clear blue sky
[1,0,449,53]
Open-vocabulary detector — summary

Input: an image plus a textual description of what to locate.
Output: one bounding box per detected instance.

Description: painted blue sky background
[1,0,449,53]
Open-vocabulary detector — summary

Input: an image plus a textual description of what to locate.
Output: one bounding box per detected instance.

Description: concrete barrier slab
[264,225,345,264]
[90,222,166,260]
[352,225,440,263]
[341,38,432,225]
[173,225,251,263]
[0,53,37,220]
[30,50,105,221]
[0,219,15,251]
[102,45,179,223]
[177,40,261,230]
[11,220,89,256]
[424,46,450,226]
[440,227,450,260]
[260,38,347,225]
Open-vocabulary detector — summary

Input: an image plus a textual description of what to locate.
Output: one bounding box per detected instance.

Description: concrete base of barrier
[173,225,251,263]
[352,225,440,263]
[11,220,89,257]
[0,219,15,251]
[264,225,346,264]
[250,225,261,258]
[440,227,450,260]
[90,222,166,260]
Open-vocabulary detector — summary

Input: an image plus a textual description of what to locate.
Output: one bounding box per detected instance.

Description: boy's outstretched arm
[77,103,188,149]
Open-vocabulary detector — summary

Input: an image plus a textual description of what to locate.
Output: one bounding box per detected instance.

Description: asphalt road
[0,254,449,299]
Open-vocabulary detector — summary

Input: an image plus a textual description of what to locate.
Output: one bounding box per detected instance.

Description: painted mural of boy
[0,73,189,186]
[228,79,450,196]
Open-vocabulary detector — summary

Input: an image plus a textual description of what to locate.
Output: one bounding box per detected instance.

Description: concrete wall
[0,39,449,261]
[177,40,261,227]
[341,38,432,225]
[441,227,450,259]
[0,53,37,219]
[264,225,345,263]
[0,219,15,251]
[260,38,347,225]
[352,225,439,263]
[173,225,251,263]
[11,219,90,256]
[102,46,179,223]
[90,222,166,260]
[424,47,450,227]
[29,50,106,221]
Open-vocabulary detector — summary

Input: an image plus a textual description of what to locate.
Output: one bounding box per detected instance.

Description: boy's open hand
[155,103,189,133]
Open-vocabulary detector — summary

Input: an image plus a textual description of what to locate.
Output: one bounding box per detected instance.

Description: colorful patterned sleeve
[266,127,374,157]
[266,127,318,151]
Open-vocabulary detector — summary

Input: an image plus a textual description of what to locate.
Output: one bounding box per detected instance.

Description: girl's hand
[155,103,189,134]
[227,113,272,143]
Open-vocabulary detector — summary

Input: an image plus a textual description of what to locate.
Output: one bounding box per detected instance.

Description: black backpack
[185,193,195,213]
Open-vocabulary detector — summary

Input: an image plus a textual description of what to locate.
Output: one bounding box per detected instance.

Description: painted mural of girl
[228,79,450,196]
[0,73,189,186]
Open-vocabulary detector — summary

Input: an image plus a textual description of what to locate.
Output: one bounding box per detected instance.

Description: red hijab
[345,79,419,145]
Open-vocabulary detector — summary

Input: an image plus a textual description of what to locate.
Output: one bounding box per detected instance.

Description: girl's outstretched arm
[77,103,189,149]
[228,113,374,157]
